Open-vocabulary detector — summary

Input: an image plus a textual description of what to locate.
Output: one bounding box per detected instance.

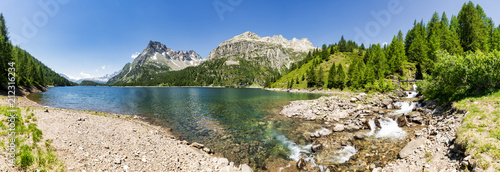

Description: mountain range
[59,70,121,84]
[107,31,315,86]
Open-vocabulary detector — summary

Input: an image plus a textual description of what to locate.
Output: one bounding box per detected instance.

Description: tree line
[0,13,75,90]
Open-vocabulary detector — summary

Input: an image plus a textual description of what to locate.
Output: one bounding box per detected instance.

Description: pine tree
[427,12,442,66]
[491,26,500,51]
[365,66,376,84]
[307,67,316,88]
[447,15,464,54]
[387,35,406,74]
[0,13,12,84]
[349,61,360,89]
[458,1,489,52]
[317,67,324,88]
[336,63,345,90]
[322,44,329,60]
[327,63,336,89]
[339,35,347,52]
[357,61,366,87]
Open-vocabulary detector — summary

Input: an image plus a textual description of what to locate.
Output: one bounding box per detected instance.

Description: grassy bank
[454,90,500,171]
[0,101,64,171]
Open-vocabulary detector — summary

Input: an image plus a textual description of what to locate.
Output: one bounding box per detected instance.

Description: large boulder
[399,137,427,159]
[333,124,345,132]
[396,115,408,127]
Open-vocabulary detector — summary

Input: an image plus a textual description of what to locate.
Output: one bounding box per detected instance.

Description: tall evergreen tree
[317,67,324,88]
[0,13,12,84]
[322,44,329,60]
[339,35,347,52]
[387,35,406,74]
[336,63,345,90]
[458,1,489,52]
[307,67,316,88]
[327,62,336,89]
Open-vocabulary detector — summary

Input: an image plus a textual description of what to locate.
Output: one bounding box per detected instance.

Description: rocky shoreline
[278,90,467,171]
[0,96,252,172]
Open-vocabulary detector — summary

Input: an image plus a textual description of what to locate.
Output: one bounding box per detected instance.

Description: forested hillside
[0,13,75,91]
[270,1,500,93]
[112,57,280,87]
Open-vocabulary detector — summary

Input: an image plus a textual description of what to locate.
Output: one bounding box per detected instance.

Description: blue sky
[1,0,500,79]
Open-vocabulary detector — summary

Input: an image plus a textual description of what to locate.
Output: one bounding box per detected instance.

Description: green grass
[0,105,65,171]
[455,90,500,170]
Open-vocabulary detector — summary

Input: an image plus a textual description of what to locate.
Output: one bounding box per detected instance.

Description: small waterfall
[327,145,358,163]
[365,118,407,139]
[406,84,419,98]
[392,101,417,114]
[276,135,313,162]
[374,118,407,139]
[365,119,376,136]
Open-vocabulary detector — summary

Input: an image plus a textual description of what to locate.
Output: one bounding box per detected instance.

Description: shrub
[421,51,500,102]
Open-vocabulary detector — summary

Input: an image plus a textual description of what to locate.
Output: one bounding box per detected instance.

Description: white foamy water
[276,135,327,170]
[365,118,407,139]
[328,145,357,163]
[374,118,407,139]
[365,119,376,136]
[406,84,419,98]
[392,101,417,114]
[276,135,313,162]
[309,127,332,136]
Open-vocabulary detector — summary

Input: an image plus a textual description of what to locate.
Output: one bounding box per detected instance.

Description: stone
[396,115,407,127]
[311,143,323,152]
[77,117,85,121]
[203,147,213,154]
[325,166,337,172]
[412,116,423,124]
[345,123,360,131]
[296,158,306,169]
[399,137,427,159]
[191,142,204,149]
[218,158,229,165]
[350,98,357,103]
[333,124,345,132]
[220,165,238,172]
[114,158,121,164]
[354,132,365,140]
[240,164,253,172]
[382,99,393,106]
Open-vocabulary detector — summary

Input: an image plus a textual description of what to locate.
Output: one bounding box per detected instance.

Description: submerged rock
[296,158,306,169]
[312,142,323,152]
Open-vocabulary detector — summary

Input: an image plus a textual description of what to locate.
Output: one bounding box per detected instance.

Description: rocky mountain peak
[236,31,261,40]
[206,31,315,70]
[146,40,170,53]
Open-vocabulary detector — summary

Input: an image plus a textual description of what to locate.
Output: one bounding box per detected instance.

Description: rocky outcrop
[206,31,314,70]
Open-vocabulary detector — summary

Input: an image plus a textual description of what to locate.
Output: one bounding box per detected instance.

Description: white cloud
[101,65,106,70]
[382,42,388,46]
[62,73,80,80]
[79,71,93,79]
[131,52,140,59]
